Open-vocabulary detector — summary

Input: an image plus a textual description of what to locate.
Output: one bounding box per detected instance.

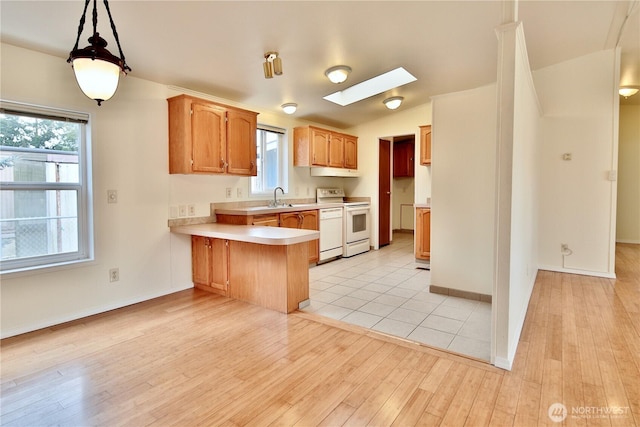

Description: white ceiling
[1,1,639,129]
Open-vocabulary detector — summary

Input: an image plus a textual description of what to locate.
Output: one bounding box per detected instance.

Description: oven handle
[346,207,370,215]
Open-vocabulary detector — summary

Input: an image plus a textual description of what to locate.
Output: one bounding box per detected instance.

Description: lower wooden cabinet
[279,210,319,264]
[192,236,228,294]
[415,208,431,260]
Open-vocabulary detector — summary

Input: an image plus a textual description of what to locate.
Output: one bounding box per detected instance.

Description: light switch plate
[107,189,117,204]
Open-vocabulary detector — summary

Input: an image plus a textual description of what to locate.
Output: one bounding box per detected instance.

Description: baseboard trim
[429,285,492,303]
[1,283,194,339]
[538,265,615,279]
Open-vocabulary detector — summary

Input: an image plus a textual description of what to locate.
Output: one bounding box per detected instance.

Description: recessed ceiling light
[281,103,297,114]
[323,67,417,106]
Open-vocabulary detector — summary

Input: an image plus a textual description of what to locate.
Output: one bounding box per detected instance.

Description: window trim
[0,100,93,274]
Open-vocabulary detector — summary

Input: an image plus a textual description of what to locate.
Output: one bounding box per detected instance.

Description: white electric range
[317,188,371,258]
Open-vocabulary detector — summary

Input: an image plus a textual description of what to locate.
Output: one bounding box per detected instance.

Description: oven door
[344,205,370,243]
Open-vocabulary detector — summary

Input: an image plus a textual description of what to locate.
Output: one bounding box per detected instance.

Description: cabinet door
[328,134,345,167]
[191,102,226,173]
[344,136,358,169]
[300,210,319,263]
[393,141,415,177]
[420,125,432,165]
[279,212,301,229]
[226,109,257,176]
[415,208,431,260]
[192,236,211,286]
[208,238,229,292]
[310,128,330,166]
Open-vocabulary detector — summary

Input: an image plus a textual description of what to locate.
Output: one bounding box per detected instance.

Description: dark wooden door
[379,139,391,247]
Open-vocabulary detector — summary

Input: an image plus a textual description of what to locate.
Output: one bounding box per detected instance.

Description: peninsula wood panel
[227,240,309,313]
[1,244,638,426]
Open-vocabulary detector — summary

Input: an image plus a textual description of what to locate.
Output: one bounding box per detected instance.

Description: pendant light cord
[102,0,131,72]
[67,0,131,73]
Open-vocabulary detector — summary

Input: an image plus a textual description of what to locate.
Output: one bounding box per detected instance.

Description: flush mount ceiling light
[263,51,283,79]
[325,65,352,84]
[619,86,639,98]
[383,96,404,110]
[281,103,297,114]
[67,0,131,106]
[324,67,417,107]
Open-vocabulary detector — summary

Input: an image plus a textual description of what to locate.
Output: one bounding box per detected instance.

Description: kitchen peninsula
[171,223,319,314]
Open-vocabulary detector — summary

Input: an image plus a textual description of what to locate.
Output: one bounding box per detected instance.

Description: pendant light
[67,0,131,106]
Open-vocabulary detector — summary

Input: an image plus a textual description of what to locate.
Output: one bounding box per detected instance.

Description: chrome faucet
[271,186,285,207]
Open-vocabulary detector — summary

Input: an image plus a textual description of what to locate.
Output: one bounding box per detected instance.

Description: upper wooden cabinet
[294,126,358,169]
[168,95,258,176]
[393,140,415,177]
[419,125,432,165]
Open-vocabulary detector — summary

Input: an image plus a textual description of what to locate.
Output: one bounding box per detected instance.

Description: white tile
[341,278,369,289]
[386,308,429,325]
[411,292,447,304]
[300,300,326,313]
[325,284,356,296]
[448,336,490,361]
[362,283,393,293]
[314,304,353,321]
[431,304,473,321]
[342,311,383,329]
[401,300,439,314]
[311,290,342,304]
[371,318,416,338]
[332,296,368,310]
[309,280,335,291]
[442,296,480,310]
[358,301,396,317]
[374,274,407,286]
[373,294,408,308]
[348,289,382,301]
[407,327,455,348]
[420,315,463,334]
[318,275,351,284]
[385,287,418,299]
[457,318,491,342]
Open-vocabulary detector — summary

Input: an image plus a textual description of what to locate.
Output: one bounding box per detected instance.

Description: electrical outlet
[178,205,187,217]
[226,188,232,198]
[107,189,118,204]
[237,188,243,198]
[187,204,196,216]
[109,268,119,282]
[169,206,178,219]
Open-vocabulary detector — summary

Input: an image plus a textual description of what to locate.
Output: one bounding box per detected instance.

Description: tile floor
[302,232,492,361]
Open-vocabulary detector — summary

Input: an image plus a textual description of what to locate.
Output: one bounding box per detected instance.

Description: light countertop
[215,202,343,216]
[171,223,319,245]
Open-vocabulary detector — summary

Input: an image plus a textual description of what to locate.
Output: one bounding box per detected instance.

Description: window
[0,101,92,273]
[251,125,287,195]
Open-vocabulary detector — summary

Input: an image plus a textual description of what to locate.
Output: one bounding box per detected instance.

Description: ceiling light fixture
[324,67,417,107]
[67,0,131,106]
[264,52,282,79]
[325,65,352,84]
[619,86,639,98]
[281,103,297,114]
[383,96,404,110]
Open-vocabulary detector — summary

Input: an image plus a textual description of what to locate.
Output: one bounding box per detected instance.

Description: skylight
[323,67,417,106]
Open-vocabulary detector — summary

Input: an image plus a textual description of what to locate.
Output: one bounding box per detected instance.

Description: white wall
[617,105,640,243]
[0,43,343,338]
[535,50,619,277]
[493,22,541,370]
[430,85,497,296]
[345,103,432,248]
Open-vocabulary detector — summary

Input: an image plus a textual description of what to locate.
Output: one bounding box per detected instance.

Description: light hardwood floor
[1,244,638,426]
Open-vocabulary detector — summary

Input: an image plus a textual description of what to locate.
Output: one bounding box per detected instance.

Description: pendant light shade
[67,0,131,105]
